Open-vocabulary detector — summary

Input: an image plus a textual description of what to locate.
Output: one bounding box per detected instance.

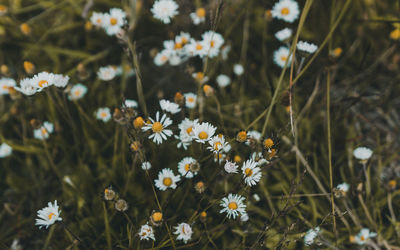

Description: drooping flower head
[35,200,62,229]
[174,223,193,243]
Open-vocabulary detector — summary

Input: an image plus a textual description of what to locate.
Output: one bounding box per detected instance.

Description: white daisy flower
[219,193,247,219]
[353,147,373,161]
[271,0,300,23]
[174,222,192,243]
[138,223,155,241]
[355,228,377,245]
[68,83,87,101]
[141,161,152,170]
[30,72,55,91]
[151,0,179,24]
[53,74,69,88]
[178,118,199,138]
[155,168,181,191]
[275,28,292,41]
[0,142,12,158]
[336,182,350,193]
[233,64,244,76]
[221,44,231,60]
[142,111,173,144]
[35,200,62,229]
[34,121,54,140]
[97,66,117,81]
[190,8,206,25]
[177,157,198,178]
[207,134,229,154]
[214,152,227,163]
[202,31,224,58]
[90,12,106,27]
[124,99,138,108]
[241,159,262,186]
[273,46,292,68]
[186,39,210,58]
[175,32,191,46]
[216,74,231,88]
[14,78,37,96]
[184,92,197,109]
[103,8,126,36]
[224,161,239,174]
[175,131,192,150]
[154,50,171,66]
[96,107,112,122]
[297,41,318,54]
[160,99,181,114]
[304,227,320,246]
[0,78,16,95]
[253,193,261,202]
[192,122,216,143]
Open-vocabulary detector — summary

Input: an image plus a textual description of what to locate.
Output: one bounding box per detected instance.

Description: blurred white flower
[97,66,117,81]
[202,31,224,58]
[34,121,54,140]
[190,8,206,25]
[141,161,152,170]
[233,64,244,76]
[273,46,291,68]
[124,99,138,108]
[224,161,239,174]
[354,228,376,245]
[68,84,87,101]
[0,142,12,158]
[151,0,179,24]
[103,8,126,36]
[90,12,106,27]
[216,74,231,88]
[184,92,197,109]
[353,147,373,161]
[297,41,318,54]
[96,107,112,122]
[160,99,181,114]
[271,0,300,23]
[275,28,292,41]
[0,78,16,95]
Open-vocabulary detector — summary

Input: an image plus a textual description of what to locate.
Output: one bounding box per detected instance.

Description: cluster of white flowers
[15,72,69,96]
[90,8,126,36]
[154,31,225,66]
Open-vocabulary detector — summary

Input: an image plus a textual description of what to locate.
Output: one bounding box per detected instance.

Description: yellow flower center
[163,177,172,186]
[263,138,274,148]
[20,23,31,35]
[237,131,247,142]
[74,89,81,96]
[48,212,55,220]
[280,7,290,15]
[110,17,118,25]
[281,55,288,62]
[187,97,195,103]
[234,155,241,163]
[41,127,48,135]
[133,116,144,129]
[161,55,168,62]
[210,40,215,48]
[196,8,206,17]
[186,126,193,134]
[245,168,253,176]
[181,37,188,44]
[214,141,222,150]
[228,202,238,210]
[24,61,34,73]
[198,131,208,140]
[100,112,107,118]
[196,72,204,80]
[152,212,163,222]
[96,18,102,24]
[152,122,163,133]
[184,164,191,172]
[360,236,365,241]
[196,43,203,50]
[390,29,400,40]
[174,42,183,49]
[38,80,48,88]
[0,5,7,12]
